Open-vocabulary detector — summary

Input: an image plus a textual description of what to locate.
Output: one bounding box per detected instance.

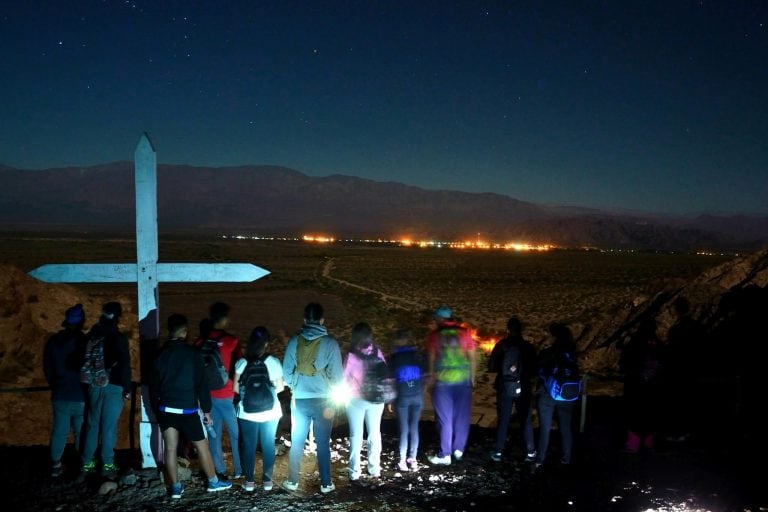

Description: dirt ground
[0,394,761,512]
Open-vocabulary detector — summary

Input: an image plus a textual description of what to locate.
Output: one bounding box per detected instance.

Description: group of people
[44,299,587,499]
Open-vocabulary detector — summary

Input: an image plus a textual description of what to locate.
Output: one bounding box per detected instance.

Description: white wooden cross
[29,133,270,468]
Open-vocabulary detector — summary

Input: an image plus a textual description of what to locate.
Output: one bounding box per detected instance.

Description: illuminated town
[224,234,556,252]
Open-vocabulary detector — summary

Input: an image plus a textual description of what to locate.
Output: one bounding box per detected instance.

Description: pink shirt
[343,345,386,398]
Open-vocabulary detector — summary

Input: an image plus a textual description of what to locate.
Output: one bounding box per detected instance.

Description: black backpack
[500,342,522,397]
[360,352,397,404]
[239,356,275,413]
[200,336,228,391]
[543,350,581,402]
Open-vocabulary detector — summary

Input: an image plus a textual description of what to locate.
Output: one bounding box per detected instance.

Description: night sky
[1,1,766,215]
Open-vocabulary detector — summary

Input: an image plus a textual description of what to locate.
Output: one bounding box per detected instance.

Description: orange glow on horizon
[302,235,336,243]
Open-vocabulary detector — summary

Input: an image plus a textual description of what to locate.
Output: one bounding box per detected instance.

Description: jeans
[346,398,385,477]
[396,394,423,461]
[50,400,85,463]
[432,382,472,457]
[210,397,242,476]
[82,384,125,465]
[536,391,576,464]
[239,418,279,483]
[494,390,535,454]
[288,398,334,486]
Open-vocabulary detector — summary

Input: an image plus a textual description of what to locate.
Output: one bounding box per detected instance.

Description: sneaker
[242,481,255,492]
[453,450,463,461]
[282,480,299,492]
[169,482,184,499]
[230,472,243,479]
[320,482,336,494]
[82,460,97,474]
[397,461,409,472]
[207,479,232,492]
[525,450,538,463]
[102,462,118,475]
[348,470,361,481]
[406,458,419,472]
[428,454,451,466]
[263,480,273,491]
[490,452,502,462]
[51,462,63,478]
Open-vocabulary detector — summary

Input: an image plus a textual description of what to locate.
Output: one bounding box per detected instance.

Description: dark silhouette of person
[487,317,537,463]
[534,322,580,469]
[619,320,664,453]
[663,297,705,442]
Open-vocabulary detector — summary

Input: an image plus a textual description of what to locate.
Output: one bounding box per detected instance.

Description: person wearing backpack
[151,313,232,498]
[619,320,664,454]
[80,301,131,476]
[281,302,343,494]
[232,326,284,492]
[387,327,427,472]
[194,302,244,480]
[426,306,477,466]
[342,322,392,481]
[487,317,537,463]
[534,322,580,470]
[43,304,88,478]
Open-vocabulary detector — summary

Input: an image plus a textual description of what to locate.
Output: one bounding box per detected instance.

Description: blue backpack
[543,350,581,401]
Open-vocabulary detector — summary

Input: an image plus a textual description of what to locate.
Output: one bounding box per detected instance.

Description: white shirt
[234,355,284,422]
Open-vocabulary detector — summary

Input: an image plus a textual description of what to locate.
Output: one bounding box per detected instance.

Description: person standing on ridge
[281,302,343,494]
[195,302,244,480]
[426,306,477,466]
[80,301,131,477]
[152,313,232,498]
[487,316,538,463]
[44,303,88,478]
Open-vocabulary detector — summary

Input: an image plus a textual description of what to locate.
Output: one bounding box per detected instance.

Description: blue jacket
[43,328,87,402]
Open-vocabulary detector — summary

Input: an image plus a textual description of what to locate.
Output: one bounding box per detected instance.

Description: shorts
[157,410,205,442]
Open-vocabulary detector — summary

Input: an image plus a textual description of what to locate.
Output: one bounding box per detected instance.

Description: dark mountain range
[1,163,766,251]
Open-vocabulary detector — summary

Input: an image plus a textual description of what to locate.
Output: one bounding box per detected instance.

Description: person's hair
[167,313,188,338]
[209,302,230,324]
[199,317,213,340]
[549,322,575,351]
[392,327,412,348]
[673,296,690,317]
[245,326,270,361]
[350,322,374,355]
[506,317,522,335]
[304,302,324,324]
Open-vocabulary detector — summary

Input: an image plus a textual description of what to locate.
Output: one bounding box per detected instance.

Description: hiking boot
[452,450,463,461]
[242,481,255,492]
[102,462,118,475]
[207,479,232,492]
[51,462,63,478]
[82,460,97,474]
[320,482,336,494]
[281,480,299,492]
[490,452,502,462]
[428,454,451,466]
[397,460,409,472]
[169,482,184,499]
[263,480,273,491]
[407,458,419,472]
[525,450,538,463]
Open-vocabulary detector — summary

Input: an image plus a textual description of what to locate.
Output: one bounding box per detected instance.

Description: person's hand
[386,403,393,414]
[204,412,213,426]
